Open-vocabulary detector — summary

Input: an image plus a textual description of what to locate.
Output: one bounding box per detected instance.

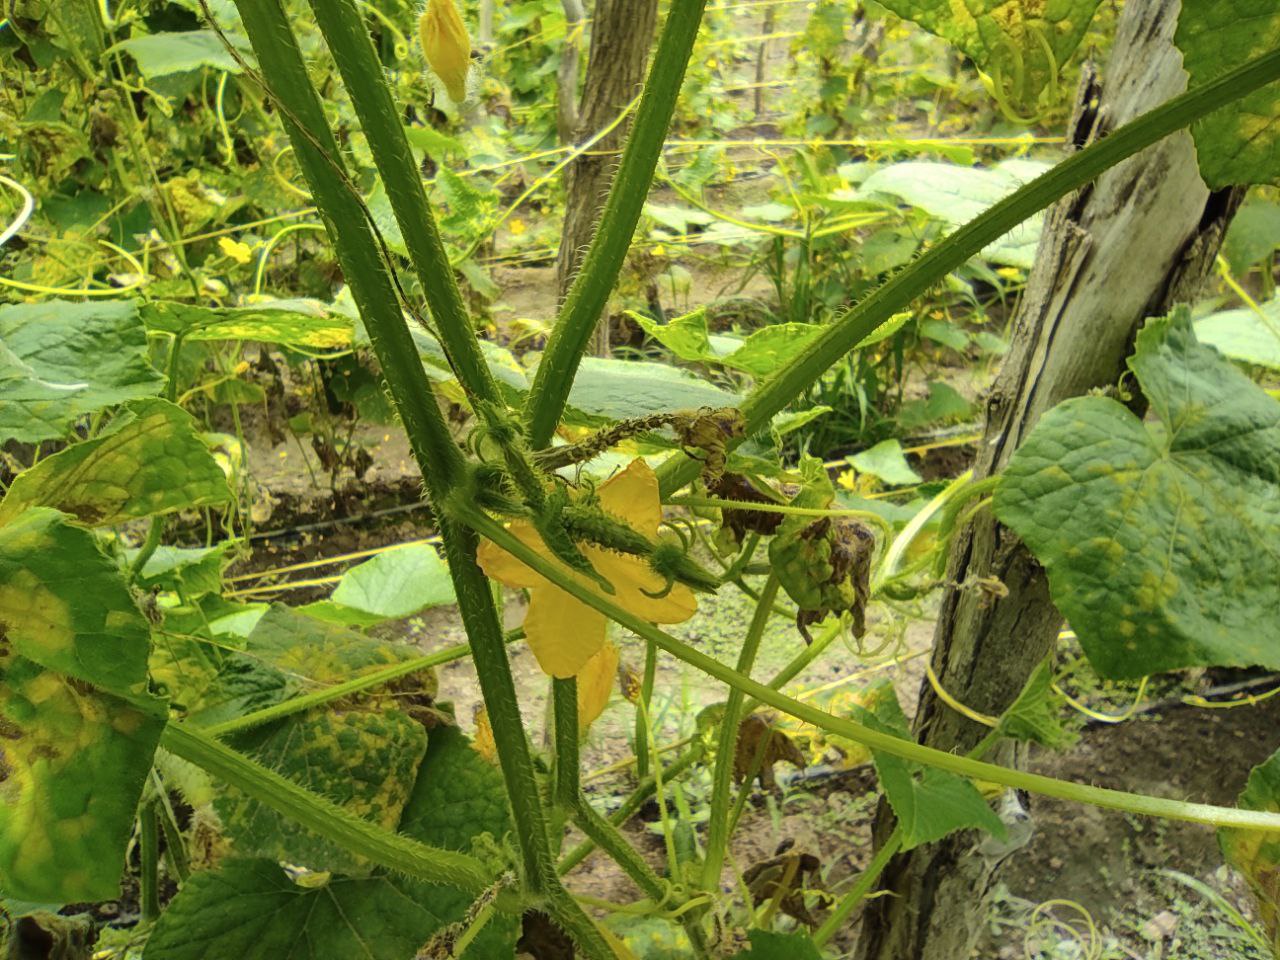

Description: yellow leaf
[472,704,497,765]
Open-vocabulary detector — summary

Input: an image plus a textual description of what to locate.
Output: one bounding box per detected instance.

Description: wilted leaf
[1219,748,1280,951]
[995,309,1280,678]
[734,714,806,789]
[0,509,165,902]
[0,300,164,445]
[0,399,231,527]
[1175,3,1280,187]
[853,681,1004,850]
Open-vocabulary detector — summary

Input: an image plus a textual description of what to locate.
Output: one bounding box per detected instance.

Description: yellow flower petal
[596,459,662,538]
[524,588,608,678]
[576,640,620,734]
[419,0,471,103]
[476,519,548,589]
[588,547,697,625]
[472,705,497,765]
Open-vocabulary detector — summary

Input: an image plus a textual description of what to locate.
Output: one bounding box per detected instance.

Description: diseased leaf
[1219,748,1280,951]
[153,604,432,728]
[144,730,516,960]
[876,0,1102,112]
[853,681,1004,850]
[0,399,232,527]
[219,706,428,874]
[1194,298,1280,371]
[995,309,1280,678]
[858,160,1052,267]
[0,509,165,902]
[0,300,164,445]
[140,299,353,349]
[1175,3,1280,187]
[109,30,255,77]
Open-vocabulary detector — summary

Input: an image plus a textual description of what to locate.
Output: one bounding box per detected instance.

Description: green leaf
[848,439,923,487]
[1175,3,1280,187]
[219,706,428,874]
[723,323,825,378]
[140,300,354,349]
[302,544,456,626]
[995,309,1280,678]
[128,543,235,598]
[0,399,232,527]
[853,681,1004,850]
[875,0,1102,111]
[1194,299,1280,370]
[0,299,164,445]
[633,309,714,364]
[858,160,1052,268]
[731,929,825,958]
[0,509,165,902]
[109,30,255,78]
[994,659,1075,749]
[564,357,741,423]
[1219,748,1280,951]
[919,317,970,352]
[897,382,973,430]
[144,730,516,960]
[141,859,494,960]
[1223,196,1280,273]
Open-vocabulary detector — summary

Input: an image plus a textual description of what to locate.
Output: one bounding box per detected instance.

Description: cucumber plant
[0,1,1278,957]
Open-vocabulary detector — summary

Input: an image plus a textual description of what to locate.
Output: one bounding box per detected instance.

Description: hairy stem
[523,0,708,447]
[701,574,778,891]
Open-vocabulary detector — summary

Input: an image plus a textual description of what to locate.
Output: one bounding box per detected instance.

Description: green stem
[634,640,657,779]
[138,801,160,922]
[701,574,778,891]
[458,504,1280,834]
[812,829,902,946]
[522,0,708,447]
[558,745,704,876]
[306,0,501,408]
[656,47,1280,495]
[161,723,498,896]
[553,677,580,810]
[572,796,711,959]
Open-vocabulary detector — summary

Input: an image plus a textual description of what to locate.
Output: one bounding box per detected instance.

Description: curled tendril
[987,23,1063,126]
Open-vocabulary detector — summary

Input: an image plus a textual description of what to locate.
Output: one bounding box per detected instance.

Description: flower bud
[418,0,471,103]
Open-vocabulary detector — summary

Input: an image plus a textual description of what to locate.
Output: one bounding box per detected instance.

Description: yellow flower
[577,640,619,734]
[218,236,253,264]
[477,459,697,679]
[419,0,471,103]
